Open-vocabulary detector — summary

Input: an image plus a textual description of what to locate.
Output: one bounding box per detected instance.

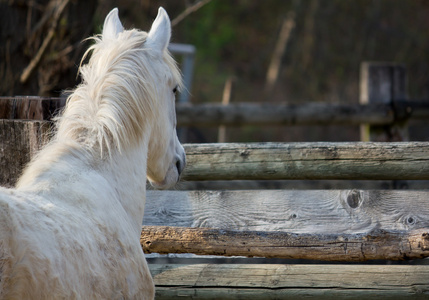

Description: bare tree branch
[171,0,212,27]
[20,0,70,84]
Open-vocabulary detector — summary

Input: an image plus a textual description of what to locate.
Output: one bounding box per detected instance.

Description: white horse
[0,7,184,299]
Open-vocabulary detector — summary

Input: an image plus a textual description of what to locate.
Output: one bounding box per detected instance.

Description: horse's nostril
[176,160,182,175]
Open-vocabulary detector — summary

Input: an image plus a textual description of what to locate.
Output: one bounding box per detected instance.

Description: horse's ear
[147,7,171,53]
[103,8,124,40]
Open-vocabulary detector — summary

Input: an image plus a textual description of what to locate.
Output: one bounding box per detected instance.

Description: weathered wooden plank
[0,96,65,120]
[5,126,429,183]
[177,179,429,190]
[177,102,392,126]
[3,121,429,184]
[0,120,51,187]
[144,190,429,233]
[141,226,429,261]
[149,264,429,299]
[182,142,429,180]
[176,102,429,127]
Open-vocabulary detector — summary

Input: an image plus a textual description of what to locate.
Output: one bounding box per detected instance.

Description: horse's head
[101,8,186,189]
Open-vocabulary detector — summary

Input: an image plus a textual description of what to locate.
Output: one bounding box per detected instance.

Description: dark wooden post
[359,62,409,142]
[0,120,51,187]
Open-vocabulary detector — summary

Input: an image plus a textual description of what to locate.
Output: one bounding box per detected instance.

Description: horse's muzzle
[175,153,186,177]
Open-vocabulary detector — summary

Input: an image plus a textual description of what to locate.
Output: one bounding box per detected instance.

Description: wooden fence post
[359,62,409,142]
[0,120,51,187]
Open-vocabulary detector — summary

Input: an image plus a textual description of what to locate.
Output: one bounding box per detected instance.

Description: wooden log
[175,101,429,127]
[0,96,65,120]
[2,96,429,126]
[141,226,429,261]
[177,102,395,126]
[182,142,429,180]
[3,124,429,182]
[0,120,51,187]
[144,190,429,233]
[149,264,429,299]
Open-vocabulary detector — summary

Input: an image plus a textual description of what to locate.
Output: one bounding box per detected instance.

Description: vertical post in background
[360,62,409,189]
[359,62,409,142]
[169,43,196,143]
[218,77,234,143]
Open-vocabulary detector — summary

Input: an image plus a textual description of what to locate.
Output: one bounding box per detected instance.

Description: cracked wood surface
[149,264,429,299]
[143,190,429,260]
[141,226,429,261]
[144,190,429,233]
[182,142,429,180]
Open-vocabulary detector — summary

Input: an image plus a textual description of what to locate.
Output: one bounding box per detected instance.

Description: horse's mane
[56,29,182,157]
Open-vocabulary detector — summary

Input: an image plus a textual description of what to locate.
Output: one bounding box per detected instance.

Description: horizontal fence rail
[2,97,429,126]
[176,101,429,126]
[142,190,429,261]
[141,226,429,261]
[144,190,429,232]
[182,142,429,181]
[149,264,429,298]
[4,121,429,185]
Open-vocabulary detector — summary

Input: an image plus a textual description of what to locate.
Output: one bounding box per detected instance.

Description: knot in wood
[405,216,417,226]
[239,150,250,158]
[346,190,362,209]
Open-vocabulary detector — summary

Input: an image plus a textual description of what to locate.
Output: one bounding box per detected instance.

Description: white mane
[57,29,182,157]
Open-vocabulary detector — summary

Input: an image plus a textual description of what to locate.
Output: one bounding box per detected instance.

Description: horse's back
[0,187,154,299]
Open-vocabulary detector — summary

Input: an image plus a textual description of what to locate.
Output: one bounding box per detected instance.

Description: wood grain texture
[141,226,429,261]
[144,190,429,235]
[150,264,429,299]
[0,120,51,187]
[182,142,429,180]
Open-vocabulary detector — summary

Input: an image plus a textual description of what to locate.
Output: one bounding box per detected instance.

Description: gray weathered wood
[182,142,429,181]
[5,130,429,183]
[145,190,429,233]
[0,120,51,187]
[5,120,429,184]
[141,226,429,261]
[360,62,409,141]
[149,264,429,299]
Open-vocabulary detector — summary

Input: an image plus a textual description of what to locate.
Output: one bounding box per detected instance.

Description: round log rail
[141,226,429,261]
[182,142,429,181]
[176,101,429,126]
[3,97,429,126]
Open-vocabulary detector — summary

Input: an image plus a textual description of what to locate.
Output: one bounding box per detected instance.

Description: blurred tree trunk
[0,0,97,97]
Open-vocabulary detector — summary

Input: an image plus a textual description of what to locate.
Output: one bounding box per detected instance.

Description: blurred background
[2,0,429,142]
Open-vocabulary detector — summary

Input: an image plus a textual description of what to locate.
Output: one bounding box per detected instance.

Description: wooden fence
[1,97,429,127]
[1,62,429,298]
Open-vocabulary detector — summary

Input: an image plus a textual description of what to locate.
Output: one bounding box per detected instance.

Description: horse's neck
[16,138,149,235]
[101,144,148,231]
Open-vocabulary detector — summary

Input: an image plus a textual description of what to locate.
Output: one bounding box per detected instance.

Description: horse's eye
[173,85,178,95]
